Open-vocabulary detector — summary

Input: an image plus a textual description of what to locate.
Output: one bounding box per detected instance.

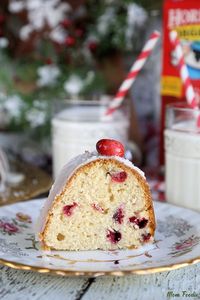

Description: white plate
[0,199,200,277]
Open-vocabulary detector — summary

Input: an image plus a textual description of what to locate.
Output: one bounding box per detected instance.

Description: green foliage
[0,0,149,139]
[134,0,162,10]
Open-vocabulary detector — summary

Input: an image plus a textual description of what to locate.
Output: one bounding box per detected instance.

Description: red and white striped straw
[169,30,198,109]
[105,30,160,116]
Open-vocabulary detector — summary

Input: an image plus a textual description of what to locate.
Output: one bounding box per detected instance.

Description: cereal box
[160,0,200,164]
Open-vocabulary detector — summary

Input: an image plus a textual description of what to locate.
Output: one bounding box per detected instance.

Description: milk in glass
[165,105,200,212]
[52,100,129,177]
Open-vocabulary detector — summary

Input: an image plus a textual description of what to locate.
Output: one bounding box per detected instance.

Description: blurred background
[0,0,163,202]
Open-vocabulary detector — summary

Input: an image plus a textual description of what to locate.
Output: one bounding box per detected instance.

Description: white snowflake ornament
[37,64,60,87]
[4,95,24,119]
[9,0,71,40]
[64,75,84,96]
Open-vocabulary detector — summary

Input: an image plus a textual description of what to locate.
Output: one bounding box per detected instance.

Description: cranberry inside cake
[39,158,155,251]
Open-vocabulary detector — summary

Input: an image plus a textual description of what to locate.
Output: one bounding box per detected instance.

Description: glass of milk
[52,98,130,177]
[164,103,200,212]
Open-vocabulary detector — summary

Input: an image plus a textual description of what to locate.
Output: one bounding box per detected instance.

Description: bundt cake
[37,139,156,250]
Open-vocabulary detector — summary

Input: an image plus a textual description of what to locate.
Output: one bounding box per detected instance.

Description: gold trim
[0,176,199,276]
[0,256,200,277]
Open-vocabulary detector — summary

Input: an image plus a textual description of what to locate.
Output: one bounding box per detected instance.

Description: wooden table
[0,263,200,300]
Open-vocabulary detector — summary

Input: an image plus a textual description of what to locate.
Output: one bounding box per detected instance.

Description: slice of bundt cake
[37,139,156,250]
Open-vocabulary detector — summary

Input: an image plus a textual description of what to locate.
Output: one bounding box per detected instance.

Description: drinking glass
[52,99,130,177]
[165,103,200,211]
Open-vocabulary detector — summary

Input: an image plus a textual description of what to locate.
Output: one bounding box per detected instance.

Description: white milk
[165,120,200,212]
[52,106,129,177]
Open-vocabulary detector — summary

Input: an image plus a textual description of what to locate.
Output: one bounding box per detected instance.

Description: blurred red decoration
[75,28,83,37]
[88,41,98,52]
[45,57,53,65]
[65,36,76,46]
[0,14,5,24]
[61,19,72,28]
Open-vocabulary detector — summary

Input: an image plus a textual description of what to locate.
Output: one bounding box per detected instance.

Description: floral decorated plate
[0,198,200,277]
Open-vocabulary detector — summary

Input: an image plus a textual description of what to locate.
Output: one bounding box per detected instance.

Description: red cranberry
[110,171,127,183]
[63,202,77,216]
[91,203,104,213]
[113,208,124,224]
[96,139,125,157]
[129,216,148,229]
[107,229,122,244]
[142,233,151,242]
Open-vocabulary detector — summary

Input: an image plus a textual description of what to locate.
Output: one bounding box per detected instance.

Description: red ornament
[65,36,76,47]
[0,15,5,24]
[96,139,125,157]
[45,57,53,65]
[75,28,83,37]
[88,41,98,52]
[61,19,72,28]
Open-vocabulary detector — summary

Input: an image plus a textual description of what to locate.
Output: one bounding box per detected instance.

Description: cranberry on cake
[37,139,156,250]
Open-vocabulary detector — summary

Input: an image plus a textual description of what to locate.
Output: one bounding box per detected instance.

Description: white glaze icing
[36,151,145,236]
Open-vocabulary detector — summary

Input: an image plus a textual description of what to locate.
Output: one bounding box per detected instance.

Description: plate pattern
[0,199,200,276]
